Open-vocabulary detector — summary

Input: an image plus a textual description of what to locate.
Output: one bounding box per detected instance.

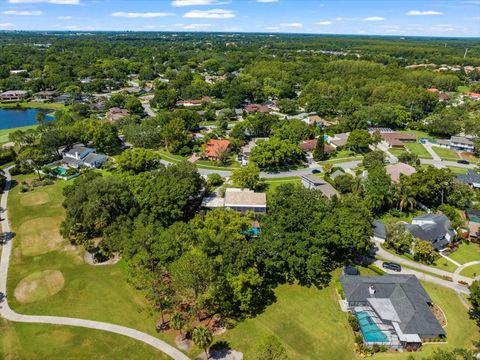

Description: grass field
[0,124,38,144]
[448,242,480,265]
[0,101,66,111]
[404,142,433,159]
[0,320,168,360]
[388,148,406,157]
[218,282,357,359]
[6,174,197,358]
[432,147,460,161]
[446,166,468,175]
[460,264,480,278]
[432,256,458,273]
[264,176,301,194]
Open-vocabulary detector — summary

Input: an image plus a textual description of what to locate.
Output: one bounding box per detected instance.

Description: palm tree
[351,176,364,196]
[192,326,213,359]
[396,185,415,212]
[170,311,185,339]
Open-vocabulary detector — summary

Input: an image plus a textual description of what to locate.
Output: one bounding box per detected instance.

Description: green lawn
[0,101,66,111]
[0,320,167,360]
[460,264,480,279]
[373,282,480,359]
[6,174,196,358]
[404,142,433,159]
[432,147,460,161]
[432,256,458,273]
[457,85,471,93]
[218,282,357,360]
[448,242,480,264]
[388,148,406,157]
[446,166,468,175]
[264,177,301,194]
[0,124,38,144]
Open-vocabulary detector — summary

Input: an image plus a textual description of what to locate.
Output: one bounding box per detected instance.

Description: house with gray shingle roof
[405,214,455,250]
[457,170,480,189]
[340,274,445,349]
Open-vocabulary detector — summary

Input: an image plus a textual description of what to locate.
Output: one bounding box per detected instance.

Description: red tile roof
[244,104,271,113]
[205,139,230,158]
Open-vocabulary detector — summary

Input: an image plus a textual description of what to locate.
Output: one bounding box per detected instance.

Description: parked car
[457,159,470,165]
[382,262,402,272]
[0,292,5,303]
[311,169,321,174]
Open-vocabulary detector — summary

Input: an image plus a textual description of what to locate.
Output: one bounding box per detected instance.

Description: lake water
[0,108,54,130]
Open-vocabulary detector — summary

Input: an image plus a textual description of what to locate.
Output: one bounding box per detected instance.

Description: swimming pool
[355,311,388,343]
[52,166,67,176]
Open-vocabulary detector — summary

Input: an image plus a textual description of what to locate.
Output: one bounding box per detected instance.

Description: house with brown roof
[106,107,130,123]
[369,129,417,148]
[329,133,349,148]
[299,139,335,154]
[205,139,231,160]
[0,90,28,102]
[176,96,212,107]
[244,104,271,114]
[201,188,267,213]
[386,163,416,183]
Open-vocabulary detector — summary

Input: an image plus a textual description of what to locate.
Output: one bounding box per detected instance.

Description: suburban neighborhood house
[340,275,445,349]
[205,139,230,161]
[106,107,130,123]
[201,188,267,213]
[368,128,417,148]
[301,174,340,199]
[175,96,212,107]
[405,214,455,250]
[244,103,271,114]
[385,163,416,183]
[437,136,475,153]
[457,170,480,188]
[61,144,107,169]
[0,90,28,102]
[328,133,349,148]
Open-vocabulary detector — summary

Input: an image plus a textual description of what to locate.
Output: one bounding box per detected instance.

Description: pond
[0,108,55,130]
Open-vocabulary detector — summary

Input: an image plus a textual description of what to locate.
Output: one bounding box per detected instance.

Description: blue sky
[0,0,479,37]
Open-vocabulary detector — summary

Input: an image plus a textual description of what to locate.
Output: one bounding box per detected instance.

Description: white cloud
[363,16,385,21]
[171,0,226,6]
[183,9,235,18]
[9,0,79,4]
[315,21,332,25]
[257,0,279,2]
[111,12,174,18]
[143,24,166,29]
[56,15,72,19]
[407,10,442,16]
[333,17,343,21]
[0,22,16,28]
[3,10,42,15]
[280,22,302,27]
[64,25,93,30]
[265,26,279,30]
[183,23,212,29]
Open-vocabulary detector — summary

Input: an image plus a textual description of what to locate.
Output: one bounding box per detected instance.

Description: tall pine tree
[313,131,325,161]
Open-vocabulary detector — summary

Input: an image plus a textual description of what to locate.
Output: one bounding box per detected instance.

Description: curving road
[373,240,471,294]
[0,167,190,360]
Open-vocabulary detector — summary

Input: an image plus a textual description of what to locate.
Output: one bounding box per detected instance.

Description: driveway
[0,167,189,360]
[421,141,441,161]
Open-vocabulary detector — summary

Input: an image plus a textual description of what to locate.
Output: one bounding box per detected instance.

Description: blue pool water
[52,166,67,176]
[355,311,388,343]
[0,108,54,130]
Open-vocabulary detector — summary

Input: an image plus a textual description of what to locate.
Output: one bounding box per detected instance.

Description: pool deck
[354,307,401,348]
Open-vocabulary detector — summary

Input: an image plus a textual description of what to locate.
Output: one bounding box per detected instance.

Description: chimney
[369,285,376,295]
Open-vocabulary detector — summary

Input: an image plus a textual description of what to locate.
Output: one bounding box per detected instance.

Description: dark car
[457,159,470,165]
[382,262,402,272]
[0,292,5,303]
[311,169,321,174]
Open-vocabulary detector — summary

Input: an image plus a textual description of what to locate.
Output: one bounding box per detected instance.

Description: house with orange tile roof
[205,139,231,160]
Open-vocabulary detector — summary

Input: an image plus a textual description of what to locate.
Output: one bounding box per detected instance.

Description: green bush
[348,314,360,332]
[367,264,386,275]
[335,280,345,299]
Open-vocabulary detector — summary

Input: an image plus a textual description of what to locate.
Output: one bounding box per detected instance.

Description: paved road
[141,101,156,117]
[0,167,189,360]
[374,241,472,288]
[372,260,470,295]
